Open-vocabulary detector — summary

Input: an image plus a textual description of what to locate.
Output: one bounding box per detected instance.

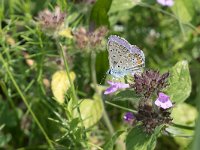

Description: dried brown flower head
[73,26,108,50]
[132,70,169,99]
[135,103,172,133]
[37,6,66,35]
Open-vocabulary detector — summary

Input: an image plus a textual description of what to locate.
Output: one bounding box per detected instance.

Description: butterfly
[107,35,145,78]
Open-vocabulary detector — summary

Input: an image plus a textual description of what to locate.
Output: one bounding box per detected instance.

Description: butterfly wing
[107,35,145,75]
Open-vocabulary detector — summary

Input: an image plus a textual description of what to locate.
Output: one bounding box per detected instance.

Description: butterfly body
[107,35,145,78]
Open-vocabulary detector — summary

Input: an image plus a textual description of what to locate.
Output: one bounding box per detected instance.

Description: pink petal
[157,0,174,6]
[107,81,115,85]
[117,83,130,89]
[104,85,118,95]
[155,98,173,109]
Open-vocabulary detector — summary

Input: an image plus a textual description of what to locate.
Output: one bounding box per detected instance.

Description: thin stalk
[57,42,88,148]
[0,54,54,149]
[91,51,97,91]
[105,101,137,113]
[88,142,103,150]
[36,29,46,96]
[90,51,114,134]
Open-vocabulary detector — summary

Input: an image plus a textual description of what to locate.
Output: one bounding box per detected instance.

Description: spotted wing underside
[107,35,145,73]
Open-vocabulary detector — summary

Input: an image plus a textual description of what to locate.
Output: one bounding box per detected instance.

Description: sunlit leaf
[108,0,138,14]
[58,28,73,39]
[74,94,103,128]
[172,0,194,23]
[165,60,191,103]
[171,103,197,126]
[166,103,196,148]
[51,71,76,104]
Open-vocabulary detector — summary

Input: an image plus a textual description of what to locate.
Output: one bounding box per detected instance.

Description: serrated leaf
[172,0,194,23]
[165,60,191,103]
[90,0,112,27]
[51,71,76,104]
[126,126,158,150]
[74,95,103,128]
[103,130,124,150]
[108,0,138,14]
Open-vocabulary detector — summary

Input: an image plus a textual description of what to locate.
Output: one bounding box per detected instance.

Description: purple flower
[157,0,174,7]
[155,92,173,109]
[123,112,135,124]
[104,81,129,95]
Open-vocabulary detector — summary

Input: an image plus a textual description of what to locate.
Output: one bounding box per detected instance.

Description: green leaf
[108,0,137,14]
[166,104,196,148]
[172,0,194,23]
[0,133,11,147]
[74,94,103,128]
[103,130,124,150]
[90,0,112,27]
[171,103,197,126]
[165,60,191,103]
[0,103,18,127]
[112,89,139,102]
[126,126,159,150]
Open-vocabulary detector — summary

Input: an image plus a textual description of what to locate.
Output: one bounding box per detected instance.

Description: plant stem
[105,101,137,113]
[0,54,54,149]
[58,42,88,148]
[90,51,114,134]
[91,51,97,91]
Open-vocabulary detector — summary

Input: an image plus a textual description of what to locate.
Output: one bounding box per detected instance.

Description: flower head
[155,92,173,109]
[135,103,172,133]
[157,0,174,7]
[104,81,129,95]
[74,26,108,50]
[37,6,66,36]
[132,70,169,98]
[123,112,135,124]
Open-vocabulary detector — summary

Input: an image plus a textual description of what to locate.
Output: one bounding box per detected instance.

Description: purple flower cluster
[104,69,173,133]
[132,70,169,99]
[126,70,173,133]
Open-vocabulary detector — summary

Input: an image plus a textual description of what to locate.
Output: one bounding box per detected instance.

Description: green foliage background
[0,0,200,149]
